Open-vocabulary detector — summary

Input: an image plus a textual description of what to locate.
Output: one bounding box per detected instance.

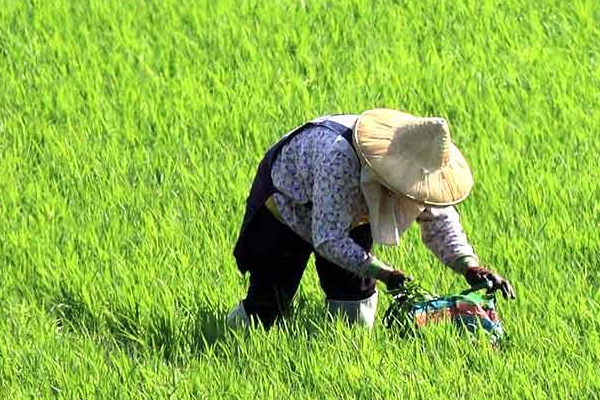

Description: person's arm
[417,206,516,298]
[416,206,479,273]
[311,139,409,287]
[310,138,372,276]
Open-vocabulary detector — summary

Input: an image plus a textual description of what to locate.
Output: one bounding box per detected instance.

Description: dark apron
[233,117,356,262]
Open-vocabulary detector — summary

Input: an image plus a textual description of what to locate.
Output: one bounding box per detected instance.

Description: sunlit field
[1,0,599,398]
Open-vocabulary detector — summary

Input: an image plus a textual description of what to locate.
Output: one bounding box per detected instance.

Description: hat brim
[353,109,474,206]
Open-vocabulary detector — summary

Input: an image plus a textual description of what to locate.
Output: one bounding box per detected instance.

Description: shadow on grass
[47,285,387,363]
[48,285,232,364]
[190,306,231,354]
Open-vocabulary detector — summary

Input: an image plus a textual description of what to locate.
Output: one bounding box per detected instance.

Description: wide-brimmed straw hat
[353,108,473,206]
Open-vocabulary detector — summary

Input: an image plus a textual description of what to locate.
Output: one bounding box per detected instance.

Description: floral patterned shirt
[270,116,478,276]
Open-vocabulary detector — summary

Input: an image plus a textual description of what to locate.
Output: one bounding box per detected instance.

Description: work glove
[366,257,413,291]
[384,270,413,291]
[464,266,516,299]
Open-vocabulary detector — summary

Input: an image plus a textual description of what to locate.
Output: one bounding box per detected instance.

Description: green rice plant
[1,0,599,398]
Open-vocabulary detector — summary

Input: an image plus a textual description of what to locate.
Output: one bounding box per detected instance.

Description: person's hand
[365,257,413,291]
[464,266,516,299]
[377,269,413,291]
[386,270,413,291]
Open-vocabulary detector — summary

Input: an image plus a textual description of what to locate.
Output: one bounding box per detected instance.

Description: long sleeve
[416,206,479,269]
[311,138,371,276]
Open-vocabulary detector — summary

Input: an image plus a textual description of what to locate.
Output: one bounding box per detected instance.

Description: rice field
[1,0,599,398]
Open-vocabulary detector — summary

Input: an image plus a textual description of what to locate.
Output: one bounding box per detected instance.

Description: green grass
[1,0,600,398]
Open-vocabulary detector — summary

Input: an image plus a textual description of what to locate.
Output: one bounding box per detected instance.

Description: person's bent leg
[315,224,378,328]
[229,207,311,329]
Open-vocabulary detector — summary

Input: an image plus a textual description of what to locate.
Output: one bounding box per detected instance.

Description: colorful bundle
[382,281,504,343]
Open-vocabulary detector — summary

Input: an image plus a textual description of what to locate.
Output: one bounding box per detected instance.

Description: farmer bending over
[228,109,516,329]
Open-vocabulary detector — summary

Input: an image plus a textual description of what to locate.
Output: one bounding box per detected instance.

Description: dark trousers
[234,206,376,328]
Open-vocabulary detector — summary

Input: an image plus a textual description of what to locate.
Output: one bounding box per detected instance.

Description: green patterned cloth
[383,281,504,344]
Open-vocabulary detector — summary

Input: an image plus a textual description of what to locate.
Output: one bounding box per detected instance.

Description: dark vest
[234,118,355,258]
